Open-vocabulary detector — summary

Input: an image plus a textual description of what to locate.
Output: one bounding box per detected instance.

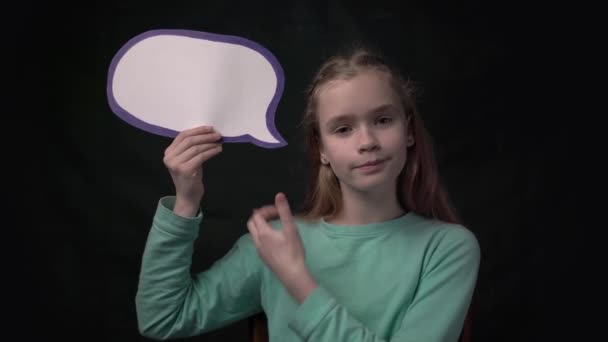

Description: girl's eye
[377,116,393,124]
[335,126,351,134]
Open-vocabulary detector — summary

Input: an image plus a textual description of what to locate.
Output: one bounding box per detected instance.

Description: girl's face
[316,69,412,195]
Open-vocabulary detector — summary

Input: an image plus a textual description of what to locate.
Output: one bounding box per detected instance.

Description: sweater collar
[321,211,420,237]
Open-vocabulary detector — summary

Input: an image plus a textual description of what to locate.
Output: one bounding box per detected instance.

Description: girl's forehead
[316,71,400,120]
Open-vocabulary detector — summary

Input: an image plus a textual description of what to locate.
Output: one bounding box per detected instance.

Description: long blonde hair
[294,45,461,224]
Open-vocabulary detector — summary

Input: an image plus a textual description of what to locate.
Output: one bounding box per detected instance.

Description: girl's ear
[405,115,415,147]
[319,141,328,164]
[320,153,329,165]
[407,135,415,147]
[405,114,413,126]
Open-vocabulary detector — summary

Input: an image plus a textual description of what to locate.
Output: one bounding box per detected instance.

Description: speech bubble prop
[107,29,287,148]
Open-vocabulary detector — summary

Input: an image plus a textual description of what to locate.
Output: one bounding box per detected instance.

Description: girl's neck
[327,185,406,226]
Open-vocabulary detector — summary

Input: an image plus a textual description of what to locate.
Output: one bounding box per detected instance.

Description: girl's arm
[135,196,262,340]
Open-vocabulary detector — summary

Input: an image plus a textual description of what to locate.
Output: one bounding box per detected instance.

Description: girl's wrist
[278,265,318,304]
[173,196,200,218]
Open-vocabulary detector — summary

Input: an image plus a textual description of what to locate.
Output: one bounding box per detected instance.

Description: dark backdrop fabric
[12,1,591,341]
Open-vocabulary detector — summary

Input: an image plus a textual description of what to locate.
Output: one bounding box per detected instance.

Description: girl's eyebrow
[325,104,398,128]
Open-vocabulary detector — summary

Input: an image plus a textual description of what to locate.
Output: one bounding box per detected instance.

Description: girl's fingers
[165,125,214,155]
[175,142,222,165]
[255,205,279,221]
[252,210,275,238]
[181,145,223,171]
[168,132,222,158]
[275,193,296,233]
[247,218,261,248]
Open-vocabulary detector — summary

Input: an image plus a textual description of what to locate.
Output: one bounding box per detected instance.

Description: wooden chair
[248,305,473,342]
[248,312,269,342]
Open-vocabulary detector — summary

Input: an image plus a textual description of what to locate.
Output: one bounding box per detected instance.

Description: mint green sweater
[136,196,480,341]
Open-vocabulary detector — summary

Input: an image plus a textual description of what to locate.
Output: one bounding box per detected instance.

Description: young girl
[136,46,480,342]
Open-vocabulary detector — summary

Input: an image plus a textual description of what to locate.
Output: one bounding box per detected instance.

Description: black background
[10,1,594,341]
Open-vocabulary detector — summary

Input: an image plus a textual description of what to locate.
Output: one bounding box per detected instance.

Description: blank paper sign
[107,29,287,148]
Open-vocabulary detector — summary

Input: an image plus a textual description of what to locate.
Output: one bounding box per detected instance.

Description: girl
[136,46,480,342]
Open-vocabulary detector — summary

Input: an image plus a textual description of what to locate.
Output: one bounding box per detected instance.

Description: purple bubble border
[107,29,287,148]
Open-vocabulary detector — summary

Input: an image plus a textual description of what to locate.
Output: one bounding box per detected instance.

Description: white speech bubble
[107,29,287,148]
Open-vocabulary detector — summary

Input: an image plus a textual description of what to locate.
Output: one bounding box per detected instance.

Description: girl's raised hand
[163,125,222,216]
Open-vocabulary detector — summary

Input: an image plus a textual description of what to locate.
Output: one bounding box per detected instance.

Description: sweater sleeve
[287,225,480,342]
[135,196,263,340]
